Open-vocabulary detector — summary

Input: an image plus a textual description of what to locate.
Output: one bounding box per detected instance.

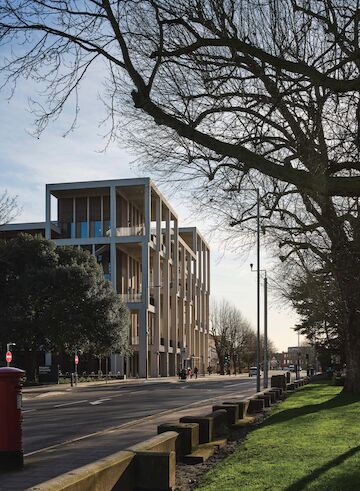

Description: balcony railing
[116,226,144,237]
[119,293,142,303]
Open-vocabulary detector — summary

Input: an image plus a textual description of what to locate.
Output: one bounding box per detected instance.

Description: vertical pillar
[45,185,51,239]
[138,307,148,378]
[139,182,151,378]
[110,243,117,292]
[110,186,117,238]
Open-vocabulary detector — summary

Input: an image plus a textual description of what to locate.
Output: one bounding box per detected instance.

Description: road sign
[6,351,12,363]
[74,355,79,365]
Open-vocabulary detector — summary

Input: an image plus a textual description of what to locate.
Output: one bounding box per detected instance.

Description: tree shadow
[284,445,360,491]
[265,386,360,426]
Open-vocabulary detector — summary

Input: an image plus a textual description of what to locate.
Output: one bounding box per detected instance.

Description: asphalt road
[22,376,258,454]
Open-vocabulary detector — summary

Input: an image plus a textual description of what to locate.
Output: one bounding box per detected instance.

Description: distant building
[0,178,210,377]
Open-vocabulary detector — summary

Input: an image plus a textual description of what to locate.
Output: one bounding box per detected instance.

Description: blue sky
[0,74,299,352]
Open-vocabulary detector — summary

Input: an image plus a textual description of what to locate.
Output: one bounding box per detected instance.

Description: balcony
[119,293,142,303]
[116,226,144,237]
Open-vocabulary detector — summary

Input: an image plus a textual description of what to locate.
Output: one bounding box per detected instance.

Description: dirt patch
[174,413,266,491]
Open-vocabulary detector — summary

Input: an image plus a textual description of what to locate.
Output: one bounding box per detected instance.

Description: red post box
[0,367,25,470]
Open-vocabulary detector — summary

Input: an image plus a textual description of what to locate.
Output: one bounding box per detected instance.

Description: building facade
[1,178,210,378]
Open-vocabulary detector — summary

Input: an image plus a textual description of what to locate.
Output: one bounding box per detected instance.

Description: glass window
[94,221,102,237]
[90,221,102,237]
[70,222,75,239]
[80,221,88,238]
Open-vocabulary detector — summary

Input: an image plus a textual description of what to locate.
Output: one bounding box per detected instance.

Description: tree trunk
[343,318,360,393]
[330,243,360,393]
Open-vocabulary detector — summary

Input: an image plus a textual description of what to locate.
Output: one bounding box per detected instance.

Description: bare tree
[210,299,265,374]
[2,2,360,391]
[0,191,19,226]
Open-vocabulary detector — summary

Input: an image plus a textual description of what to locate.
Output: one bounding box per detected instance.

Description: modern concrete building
[0,178,210,378]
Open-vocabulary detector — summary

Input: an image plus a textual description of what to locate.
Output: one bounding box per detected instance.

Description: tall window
[80,221,88,238]
[90,220,102,237]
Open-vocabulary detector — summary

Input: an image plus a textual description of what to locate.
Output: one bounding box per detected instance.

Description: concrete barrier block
[223,400,249,419]
[134,451,176,491]
[262,390,276,404]
[205,409,228,438]
[127,432,178,491]
[127,431,178,455]
[157,423,199,459]
[286,382,295,391]
[255,393,272,407]
[247,398,264,413]
[180,416,213,444]
[213,404,239,426]
[267,388,282,400]
[25,450,135,491]
[271,374,286,391]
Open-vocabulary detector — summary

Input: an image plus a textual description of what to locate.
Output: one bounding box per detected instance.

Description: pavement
[1,375,260,490]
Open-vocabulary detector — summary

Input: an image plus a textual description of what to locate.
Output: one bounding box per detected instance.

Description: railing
[116,226,144,237]
[119,293,142,303]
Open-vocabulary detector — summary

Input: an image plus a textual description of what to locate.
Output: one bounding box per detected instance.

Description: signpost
[6,351,12,366]
[6,342,16,367]
[74,352,79,386]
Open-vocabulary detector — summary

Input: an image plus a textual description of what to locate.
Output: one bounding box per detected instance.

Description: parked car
[288,365,295,372]
[249,366,260,377]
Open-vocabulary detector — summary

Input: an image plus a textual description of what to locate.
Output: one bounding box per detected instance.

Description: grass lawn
[196,381,360,490]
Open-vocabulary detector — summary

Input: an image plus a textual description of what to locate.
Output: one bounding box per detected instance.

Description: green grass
[196,382,360,491]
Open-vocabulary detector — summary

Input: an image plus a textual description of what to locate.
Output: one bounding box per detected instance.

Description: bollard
[0,367,25,470]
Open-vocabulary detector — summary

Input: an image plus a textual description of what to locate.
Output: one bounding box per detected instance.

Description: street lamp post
[250,265,268,389]
[256,188,260,393]
[264,272,268,388]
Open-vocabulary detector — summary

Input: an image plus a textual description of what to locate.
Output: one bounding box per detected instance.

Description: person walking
[194,366,198,379]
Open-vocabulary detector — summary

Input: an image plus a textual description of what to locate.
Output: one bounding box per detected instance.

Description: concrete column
[110,242,117,292]
[156,196,162,252]
[154,249,161,349]
[45,186,51,239]
[161,259,170,377]
[111,353,124,376]
[126,356,131,378]
[138,307,148,378]
[110,186,117,237]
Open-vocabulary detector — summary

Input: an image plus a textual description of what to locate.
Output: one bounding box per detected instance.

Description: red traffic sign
[6,351,12,363]
[74,355,79,365]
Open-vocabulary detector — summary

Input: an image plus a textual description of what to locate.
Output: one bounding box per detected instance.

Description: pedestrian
[207,365,212,376]
[194,366,198,379]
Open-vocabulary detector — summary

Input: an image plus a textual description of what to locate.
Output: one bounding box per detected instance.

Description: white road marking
[53,400,88,408]
[23,409,36,413]
[89,398,112,405]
